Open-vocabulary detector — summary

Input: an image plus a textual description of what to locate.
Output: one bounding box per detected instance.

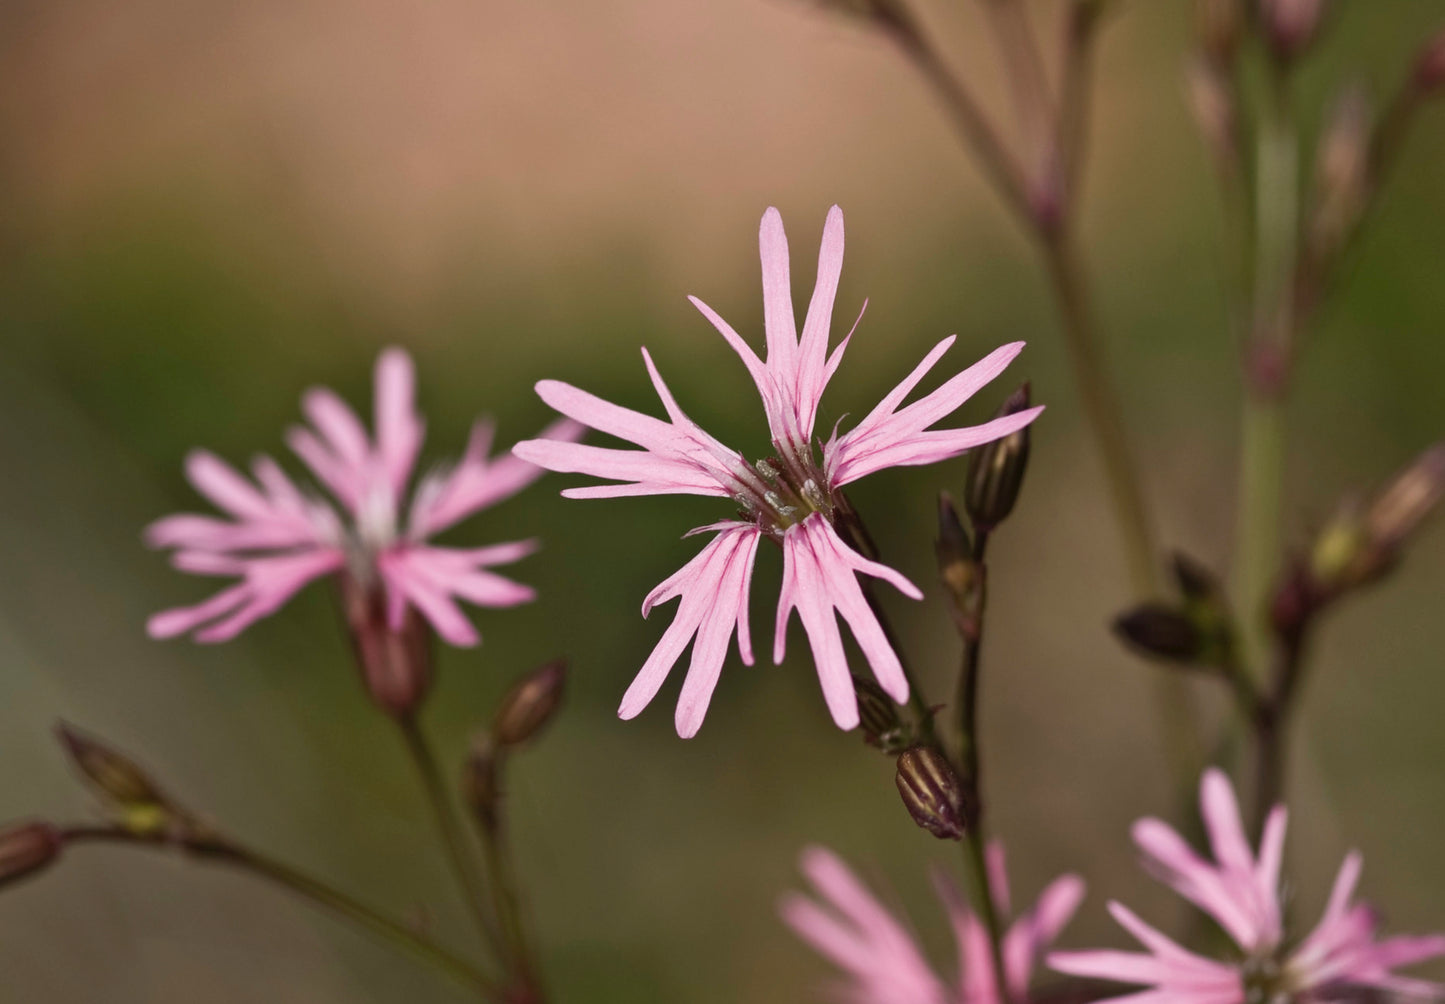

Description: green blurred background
[1,1,1443,1001]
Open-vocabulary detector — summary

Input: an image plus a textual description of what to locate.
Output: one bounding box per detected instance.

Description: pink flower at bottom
[1049,768,1445,1004]
[782,843,1085,1004]
[514,206,1040,736]
[146,347,581,647]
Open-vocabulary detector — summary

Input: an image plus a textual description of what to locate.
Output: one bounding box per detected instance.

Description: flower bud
[1415,32,1445,94]
[935,494,975,593]
[1186,59,1238,168]
[1262,0,1326,62]
[56,723,181,835]
[341,577,432,718]
[1114,605,1203,664]
[1310,87,1372,263]
[853,675,908,754]
[493,659,567,749]
[463,735,502,832]
[895,747,969,840]
[1171,552,1221,605]
[1365,443,1445,553]
[1196,0,1243,65]
[0,821,62,891]
[964,384,1032,531]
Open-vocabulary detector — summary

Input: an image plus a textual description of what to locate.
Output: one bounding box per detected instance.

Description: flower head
[782,843,1084,1004]
[514,206,1040,735]
[1049,768,1445,1004]
[146,348,580,654]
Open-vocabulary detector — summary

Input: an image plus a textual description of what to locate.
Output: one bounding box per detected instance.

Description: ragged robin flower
[515,206,1040,736]
[146,348,580,650]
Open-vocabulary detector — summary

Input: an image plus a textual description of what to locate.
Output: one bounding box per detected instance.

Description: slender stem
[1056,0,1106,209]
[952,531,990,792]
[962,829,1013,1004]
[61,826,499,996]
[476,807,541,998]
[396,715,505,959]
[878,4,1032,220]
[982,0,1053,170]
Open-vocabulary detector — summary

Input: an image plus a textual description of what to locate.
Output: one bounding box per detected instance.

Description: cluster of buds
[465,660,567,832]
[1274,444,1445,639]
[1114,553,1237,670]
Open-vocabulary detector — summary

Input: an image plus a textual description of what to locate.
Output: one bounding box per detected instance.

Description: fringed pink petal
[759,207,799,389]
[794,204,845,441]
[374,347,424,498]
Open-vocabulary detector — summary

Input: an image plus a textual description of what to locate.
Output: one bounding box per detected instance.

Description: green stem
[62,826,499,996]
[397,715,505,960]
[476,807,541,997]
[962,828,1013,1004]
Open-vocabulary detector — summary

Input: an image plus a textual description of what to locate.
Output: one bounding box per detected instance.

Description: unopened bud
[965,384,1032,531]
[0,822,62,890]
[56,723,181,835]
[935,493,975,596]
[1310,87,1372,262]
[895,747,969,840]
[341,577,432,717]
[853,675,908,753]
[1114,605,1203,663]
[1196,0,1243,65]
[1186,59,1238,167]
[1365,443,1445,553]
[463,736,502,831]
[1415,32,1445,94]
[493,659,567,748]
[1262,0,1326,62]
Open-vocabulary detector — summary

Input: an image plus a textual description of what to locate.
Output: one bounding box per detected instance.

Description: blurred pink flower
[1049,768,1445,1004]
[782,843,1084,1004]
[146,348,580,646]
[514,206,1039,736]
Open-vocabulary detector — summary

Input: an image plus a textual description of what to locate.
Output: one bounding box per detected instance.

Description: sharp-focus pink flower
[146,348,581,647]
[782,843,1084,1004]
[514,206,1041,736]
[1049,768,1445,1004]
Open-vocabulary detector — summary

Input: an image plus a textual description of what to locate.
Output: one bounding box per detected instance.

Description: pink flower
[146,347,581,647]
[514,206,1040,736]
[1049,769,1445,1004]
[781,843,1084,1004]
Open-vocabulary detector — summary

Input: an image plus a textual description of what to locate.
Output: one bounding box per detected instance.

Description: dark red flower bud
[0,822,62,890]
[895,747,969,840]
[341,578,432,717]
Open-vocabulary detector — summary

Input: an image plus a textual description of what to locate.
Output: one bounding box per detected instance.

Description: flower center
[731,454,834,539]
[1242,953,1291,1004]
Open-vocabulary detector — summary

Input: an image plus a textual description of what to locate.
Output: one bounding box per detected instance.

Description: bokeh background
[2,1,1443,1001]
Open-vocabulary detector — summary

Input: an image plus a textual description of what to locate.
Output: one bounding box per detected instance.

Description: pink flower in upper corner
[145,348,581,648]
[513,206,1041,736]
[782,843,1084,1004]
[1049,768,1445,1004]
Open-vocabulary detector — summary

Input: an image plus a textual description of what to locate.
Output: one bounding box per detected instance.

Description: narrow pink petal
[379,554,479,646]
[887,341,1026,437]
[986,841,1013,916]
[148,583,251,639]
[776,520,858,729]
[185,451,275,521]
[794,205,844,440]
[821,299,867,389]
[1200,768,1254,875]
[1132,818,1257,949]
[618,607,700,720]
[1255,805,1288,914]
[780,893,873,972]
[171,551,248,575]
[674,530,757,737]
[830,407,1044,487]
[512,439,725,497]
[1032,875,1087,945]
[688,295,783,430]
[410,417,583,536]
[193,549,344,642]
[844,335,957,439]
[1107,902,1218,965]
[374,347,423,495]
[534,379,680,452]
[759,207,798,381]
[301,388,370,466]
[144,513,318,552]
[287,427,363,510]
